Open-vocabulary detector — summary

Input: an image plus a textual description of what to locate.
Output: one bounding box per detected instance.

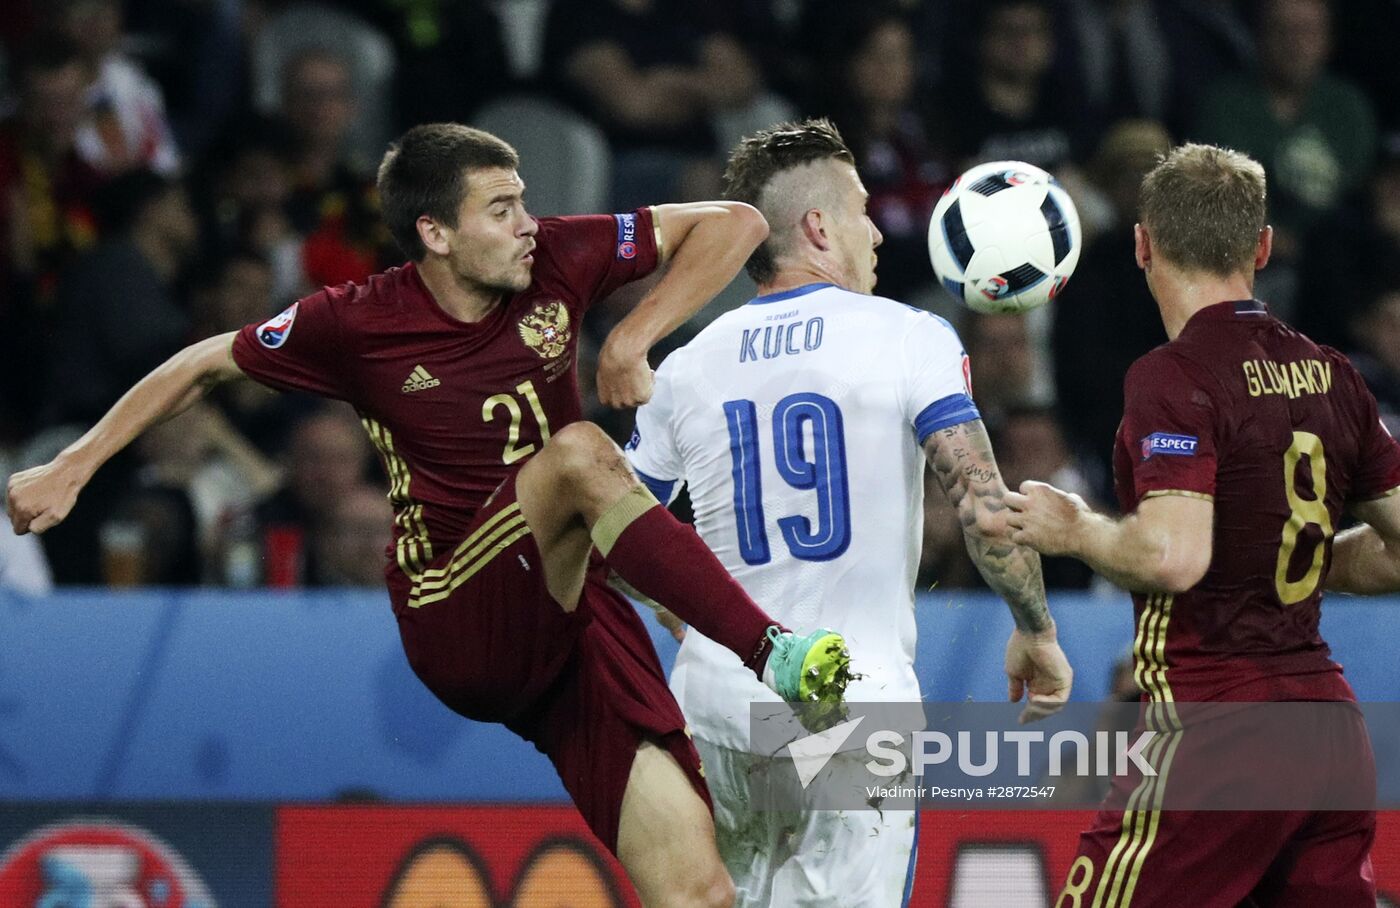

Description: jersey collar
[1186,298,1270,328]
[748,282,836,305]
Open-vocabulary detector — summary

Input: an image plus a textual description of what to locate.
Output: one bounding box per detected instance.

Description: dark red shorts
[1056,703,1376,908]
[388,473,710,853]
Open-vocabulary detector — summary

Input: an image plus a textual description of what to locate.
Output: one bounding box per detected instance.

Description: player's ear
[1255,225,1273,272]
[417,215,451,258]
[801,209,831,251]
[1133,223,1150,272]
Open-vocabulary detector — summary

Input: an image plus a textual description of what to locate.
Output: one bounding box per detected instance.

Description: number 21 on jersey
[723,392,852,564]
[482,380,551,464]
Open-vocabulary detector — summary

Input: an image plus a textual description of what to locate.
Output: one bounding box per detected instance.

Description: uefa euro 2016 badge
[257,301,299,349]
[518,300,571,359]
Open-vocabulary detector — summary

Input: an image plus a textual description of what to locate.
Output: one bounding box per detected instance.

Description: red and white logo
[980,276,1010,300]
[961,353,973,396]
[0,819,215,907]
[256,302,299,349]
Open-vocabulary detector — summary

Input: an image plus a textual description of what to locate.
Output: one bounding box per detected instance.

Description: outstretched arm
[597,201,767,407]
[1005,483,1213,594]
[924,420,1072,721]
[1327,493,1400,594]
[8,332,245,534]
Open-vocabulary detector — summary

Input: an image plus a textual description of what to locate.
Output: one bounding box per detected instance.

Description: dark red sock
[601,504,780,675]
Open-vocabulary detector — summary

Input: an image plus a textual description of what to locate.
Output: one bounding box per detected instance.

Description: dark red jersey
[1112,299,1400,702]
[231,208,660,590]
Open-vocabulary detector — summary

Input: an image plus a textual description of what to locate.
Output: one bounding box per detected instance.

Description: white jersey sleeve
[903,311,981,443]
[625,357,685,505]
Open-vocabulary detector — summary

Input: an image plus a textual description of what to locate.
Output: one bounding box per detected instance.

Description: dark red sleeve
[1337,356,1400,500]
[231,288,350,400]
[534,207,660,308]
[1121,351,1220,503]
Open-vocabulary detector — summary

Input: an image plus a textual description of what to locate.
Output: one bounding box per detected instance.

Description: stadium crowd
[1,0,1398,594]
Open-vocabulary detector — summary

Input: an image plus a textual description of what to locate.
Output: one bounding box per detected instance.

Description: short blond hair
[1138,143,1267,277]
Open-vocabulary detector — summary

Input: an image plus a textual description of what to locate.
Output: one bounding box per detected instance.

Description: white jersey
[626,282,979,751]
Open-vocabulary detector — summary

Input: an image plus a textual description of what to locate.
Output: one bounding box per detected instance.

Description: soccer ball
[928,160,1081,314]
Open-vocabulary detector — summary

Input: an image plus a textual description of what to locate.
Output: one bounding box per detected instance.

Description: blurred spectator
[249,1,396,164]
[1192,0,1376,281]
[0,37,103,440]
[1064,0,1173,125]
[52,0,181,176]
[45,169,196,427]
[933,0,1096,174]
[310,483,391,587]
[243,404,373,587]
[194,129,305,302]
[276,47,395,289]
[193,249,311,454]
[108,403,281,585]
[994,404,1098,589]
[544,0,767,208]
[1295,143,1400,349]
[917,466,981,591]
[1053,121,1171,485]
[964,311,1047,430]
[339,0,510,129]
[711,0,807,108]
[1329,0,1400,135]
[0,525,52,594]
[821,5,954,302]
[1155,0,1256,136]
[123,0,245,159]
[1346,288,1400,438]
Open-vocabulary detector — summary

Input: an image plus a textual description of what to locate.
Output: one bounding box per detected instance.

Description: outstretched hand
[1005,627,1073,724]
[8,458,86,535]
[1005,480,1088,557]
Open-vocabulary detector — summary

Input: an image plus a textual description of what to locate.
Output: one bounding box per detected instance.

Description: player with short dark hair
[1006,143,1397,906]
[7,121,858,908]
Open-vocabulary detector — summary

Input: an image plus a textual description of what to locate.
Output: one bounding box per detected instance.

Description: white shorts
[696,737,919,908]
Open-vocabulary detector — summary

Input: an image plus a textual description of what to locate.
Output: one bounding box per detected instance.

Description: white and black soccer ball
[928,160,1081,314]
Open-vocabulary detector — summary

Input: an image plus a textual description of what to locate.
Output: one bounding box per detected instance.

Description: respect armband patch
[614,212,638,260]
[1141,432,1199,460]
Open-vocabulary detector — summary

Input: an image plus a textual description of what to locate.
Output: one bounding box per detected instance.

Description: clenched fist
[596,336,654,409]
[8,458,86,535]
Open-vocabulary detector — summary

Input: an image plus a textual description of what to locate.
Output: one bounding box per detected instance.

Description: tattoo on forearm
[926,421,1051,633]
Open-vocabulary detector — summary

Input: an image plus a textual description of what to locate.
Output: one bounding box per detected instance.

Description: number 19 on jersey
[723,392,852,565]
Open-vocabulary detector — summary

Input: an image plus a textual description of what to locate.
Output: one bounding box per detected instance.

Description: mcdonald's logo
[275,805,639,907]
[381,836,625,908]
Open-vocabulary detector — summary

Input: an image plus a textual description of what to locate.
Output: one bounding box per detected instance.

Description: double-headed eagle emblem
[518,300,571,359]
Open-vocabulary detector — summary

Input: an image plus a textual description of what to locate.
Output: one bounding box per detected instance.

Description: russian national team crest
[257,302,299,349]
[518,301,572,359]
